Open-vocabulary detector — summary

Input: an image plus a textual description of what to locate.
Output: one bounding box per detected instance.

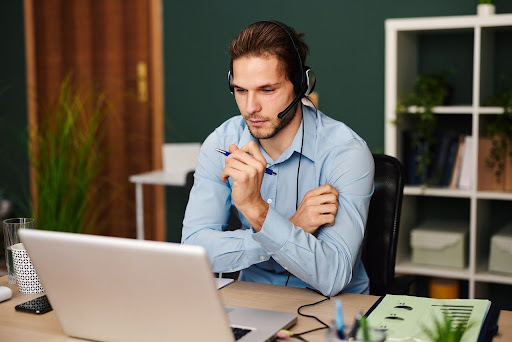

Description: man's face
[232,55,297,140]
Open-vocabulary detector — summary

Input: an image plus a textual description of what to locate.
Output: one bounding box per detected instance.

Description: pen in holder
[11,243,44,294]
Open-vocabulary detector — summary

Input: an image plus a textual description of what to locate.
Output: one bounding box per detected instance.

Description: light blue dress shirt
[182,104,374,296]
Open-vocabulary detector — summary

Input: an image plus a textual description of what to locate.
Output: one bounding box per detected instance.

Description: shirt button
[260,256,265,260]
[267,198,272,204]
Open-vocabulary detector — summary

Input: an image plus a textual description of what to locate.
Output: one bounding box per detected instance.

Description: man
[182,20,374,296]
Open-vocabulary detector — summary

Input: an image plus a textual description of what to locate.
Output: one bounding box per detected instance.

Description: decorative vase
[478,4,495,16]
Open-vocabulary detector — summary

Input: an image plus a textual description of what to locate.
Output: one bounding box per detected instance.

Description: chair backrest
[361,154,405,296]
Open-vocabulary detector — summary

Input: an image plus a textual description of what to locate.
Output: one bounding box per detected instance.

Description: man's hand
[220,142,269,231]
[289,184,339,234]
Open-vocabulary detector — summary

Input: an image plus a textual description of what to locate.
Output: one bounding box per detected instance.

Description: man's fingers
[312,203,337,215]
[221,166,246,183]
[240,141,267,166]
[226,151,265,175]
[304,193,338,206]
[318,214,336,227]
[228,144,239,153]
[304,184,338,200]
[222,159,252,181]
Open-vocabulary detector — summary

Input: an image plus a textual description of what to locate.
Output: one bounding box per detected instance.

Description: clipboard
[364,295,500,342]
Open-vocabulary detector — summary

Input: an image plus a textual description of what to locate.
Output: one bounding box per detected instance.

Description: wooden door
[24,0,165,240]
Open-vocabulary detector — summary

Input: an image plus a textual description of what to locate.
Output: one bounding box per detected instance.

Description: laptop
[19,229,296,342]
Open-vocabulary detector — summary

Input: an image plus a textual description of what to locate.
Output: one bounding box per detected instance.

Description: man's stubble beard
[247,103,298,140]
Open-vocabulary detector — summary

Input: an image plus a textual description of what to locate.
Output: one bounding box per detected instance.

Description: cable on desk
[278,291,331,342]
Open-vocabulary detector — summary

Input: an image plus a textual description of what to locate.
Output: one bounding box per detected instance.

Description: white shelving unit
[385,11,512,299]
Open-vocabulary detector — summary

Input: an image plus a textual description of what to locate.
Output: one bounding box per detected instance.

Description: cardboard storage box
[489,223,512,274]
[411,220,468,268]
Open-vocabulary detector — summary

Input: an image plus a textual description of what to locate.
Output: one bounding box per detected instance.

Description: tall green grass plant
[31,78,106,233]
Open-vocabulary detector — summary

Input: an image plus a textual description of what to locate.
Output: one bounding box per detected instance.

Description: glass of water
[3,218,34,284]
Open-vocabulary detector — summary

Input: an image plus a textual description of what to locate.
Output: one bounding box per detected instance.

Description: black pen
[215,148,277,176]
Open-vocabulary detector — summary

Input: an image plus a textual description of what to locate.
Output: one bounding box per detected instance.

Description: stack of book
[402,131,473,189]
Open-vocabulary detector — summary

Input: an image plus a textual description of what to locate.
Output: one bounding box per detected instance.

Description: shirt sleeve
[181,131,269,273]
[252,139,374,297]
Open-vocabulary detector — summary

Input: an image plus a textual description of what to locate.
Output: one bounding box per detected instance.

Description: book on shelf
[449,135,466,189]
[458,136,474,190]
[401,132,479,190]
[429,131,458,187]
[442,134,460,186]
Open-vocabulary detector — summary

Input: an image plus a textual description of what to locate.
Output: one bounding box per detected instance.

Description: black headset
[228,20,316,119]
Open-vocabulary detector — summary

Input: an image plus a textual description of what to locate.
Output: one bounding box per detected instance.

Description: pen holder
[325,324,386,342]
[11,243,44,294]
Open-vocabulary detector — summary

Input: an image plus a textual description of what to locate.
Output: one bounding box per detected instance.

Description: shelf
[478,107,505,114]
[386,13,512,32]
[405,106,473,114]
[395,260,470,280]
[404,186,472,198]
[475,259,512,285]
[402,106,505,114]
[387,11,512,299]
[477,191,512,201]
[474,272,512,285]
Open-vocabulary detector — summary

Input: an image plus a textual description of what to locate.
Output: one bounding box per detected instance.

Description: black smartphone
[15,295,53,314]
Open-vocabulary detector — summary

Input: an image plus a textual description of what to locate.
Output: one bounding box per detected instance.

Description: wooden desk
[1,276,511,341]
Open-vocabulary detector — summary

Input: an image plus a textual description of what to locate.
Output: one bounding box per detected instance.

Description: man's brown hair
[229,21,309,95]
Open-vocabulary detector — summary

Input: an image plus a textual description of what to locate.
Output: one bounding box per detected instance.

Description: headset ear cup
[304,68,316,96]
[228,71,234,94]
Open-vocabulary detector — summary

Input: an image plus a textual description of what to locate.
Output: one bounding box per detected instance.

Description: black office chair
[361,154,408,296]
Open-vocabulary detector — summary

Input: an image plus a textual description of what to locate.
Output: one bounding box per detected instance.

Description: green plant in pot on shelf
[484,84,512,182]
[30,77,107,234]
[396,73,450,184]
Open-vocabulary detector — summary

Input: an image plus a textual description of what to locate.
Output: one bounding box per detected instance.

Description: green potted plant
[483,81,512,188]
[478,0,495,16]
[396,73,450,184]
[30,77,107,233]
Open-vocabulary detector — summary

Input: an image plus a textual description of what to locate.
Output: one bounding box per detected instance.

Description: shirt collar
[238,103,317,164]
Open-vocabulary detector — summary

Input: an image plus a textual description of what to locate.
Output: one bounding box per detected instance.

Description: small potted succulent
[478,0,495,16]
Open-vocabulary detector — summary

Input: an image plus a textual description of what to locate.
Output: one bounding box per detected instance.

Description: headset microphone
[277,69,316,119]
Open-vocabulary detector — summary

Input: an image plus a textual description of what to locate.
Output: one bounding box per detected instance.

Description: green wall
[2,1,512,240]
[0,1,30,218]
[162,0,512,242]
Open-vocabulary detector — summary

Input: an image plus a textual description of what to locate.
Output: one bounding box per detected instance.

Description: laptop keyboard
[231,327,251,340]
